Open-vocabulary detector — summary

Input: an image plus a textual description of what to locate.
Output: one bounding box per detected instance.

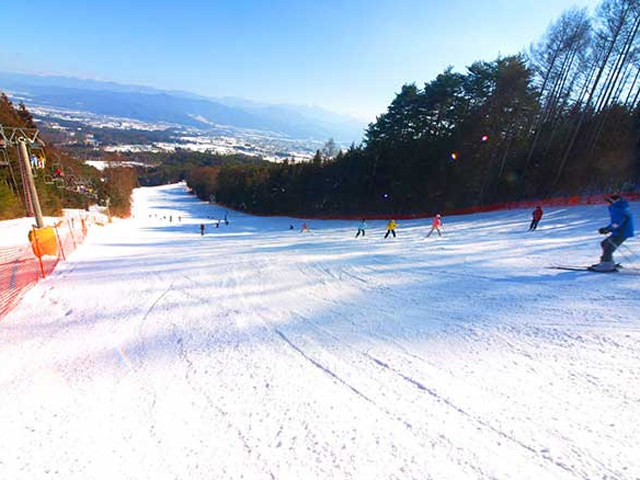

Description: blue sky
[1,0,600,120]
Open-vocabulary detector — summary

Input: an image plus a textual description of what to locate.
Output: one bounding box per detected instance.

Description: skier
[384,219,398,238]
[426,214,443,237]
[529,206,543,231]
[591,194,635,272]
[355,219,367,238]
[224,212,229,226]
[200,224,205,236]
[289,224,295,230]
[300,222,310,233]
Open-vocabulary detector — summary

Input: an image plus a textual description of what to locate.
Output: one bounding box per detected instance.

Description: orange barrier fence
[443,192,640,218]
[0,215,97,321]
[220,191,640,221]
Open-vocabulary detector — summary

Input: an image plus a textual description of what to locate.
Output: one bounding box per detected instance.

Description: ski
[548,265,640,275]
[548,265,594,272]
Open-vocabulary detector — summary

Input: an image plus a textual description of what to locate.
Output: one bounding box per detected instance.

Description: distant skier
[300,222,310,233]
[289,224,295,230]
[426,214,443,237]
[200,224,205,236]
[591,194,635,272]
[529,206,543,231]
[224,212,229,226]
[384,220,398,238]
[355,219,367,238]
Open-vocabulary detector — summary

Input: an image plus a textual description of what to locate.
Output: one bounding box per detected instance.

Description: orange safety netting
[0,216,94,321]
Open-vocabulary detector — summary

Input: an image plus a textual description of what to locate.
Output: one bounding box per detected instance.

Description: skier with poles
[529,206,543,231]
[590,194,635,272]
[426,214,443,237]
[384,220,398,238]
[355,219,367,238]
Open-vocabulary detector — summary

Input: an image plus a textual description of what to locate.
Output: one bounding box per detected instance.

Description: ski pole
[611,243,636,267]
[616,249,634,266]
[618,244,638,267]
[620,243,637,258]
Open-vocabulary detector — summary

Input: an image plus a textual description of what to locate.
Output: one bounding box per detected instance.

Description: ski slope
[1,183,639,480]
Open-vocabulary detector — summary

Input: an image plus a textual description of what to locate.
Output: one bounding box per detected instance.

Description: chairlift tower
[0,125,45,228]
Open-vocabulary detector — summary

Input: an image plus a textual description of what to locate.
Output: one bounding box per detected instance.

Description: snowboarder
[200,224,205,236]
[529,206,543,231]
[384,220,398,238]
[355,219,367,238]
[426,214,443,237]
[300,222,310,233]
[591,194,635,272]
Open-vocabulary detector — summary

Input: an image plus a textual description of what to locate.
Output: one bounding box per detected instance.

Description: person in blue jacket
[591,194,635,272]
[355,219,367,238]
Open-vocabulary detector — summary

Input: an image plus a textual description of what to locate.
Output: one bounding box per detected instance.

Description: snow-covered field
[1,183,639,480]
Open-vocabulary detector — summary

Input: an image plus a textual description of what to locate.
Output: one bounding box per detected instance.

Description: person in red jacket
[529,206,543,231]
[427,214,443,237]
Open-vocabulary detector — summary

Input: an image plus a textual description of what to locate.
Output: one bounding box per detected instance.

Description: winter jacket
[606,199,634,238]
[532,207,543,221]
[359,221,367,230]
[386,220,398,230]
[432,216,442,228]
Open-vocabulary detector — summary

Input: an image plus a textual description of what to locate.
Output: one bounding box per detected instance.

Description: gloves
[598,227,610,235]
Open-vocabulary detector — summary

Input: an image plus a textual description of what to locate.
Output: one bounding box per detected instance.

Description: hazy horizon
[1,0,601,121]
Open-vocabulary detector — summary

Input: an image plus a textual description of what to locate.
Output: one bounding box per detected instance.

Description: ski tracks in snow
[2,184,639,480]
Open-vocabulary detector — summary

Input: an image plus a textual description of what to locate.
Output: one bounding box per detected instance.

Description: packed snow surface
[1,184,639,480]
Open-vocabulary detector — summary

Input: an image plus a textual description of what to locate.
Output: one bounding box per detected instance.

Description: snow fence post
[54,224,66,261]
[30,225,46,279]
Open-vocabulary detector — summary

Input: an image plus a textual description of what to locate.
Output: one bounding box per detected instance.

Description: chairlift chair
[28,144,47,170]
[0,147,9,167]
[0,145,20,195]
[51,162,65,179]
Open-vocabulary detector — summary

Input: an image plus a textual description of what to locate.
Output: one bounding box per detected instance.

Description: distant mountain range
[0,72,368,143]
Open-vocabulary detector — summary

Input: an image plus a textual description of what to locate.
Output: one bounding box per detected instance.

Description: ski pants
[356,229,365,238]
[529,219,540,230]
[384,229,396,238]
[427,227,442,237]
[600,236,627,263]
